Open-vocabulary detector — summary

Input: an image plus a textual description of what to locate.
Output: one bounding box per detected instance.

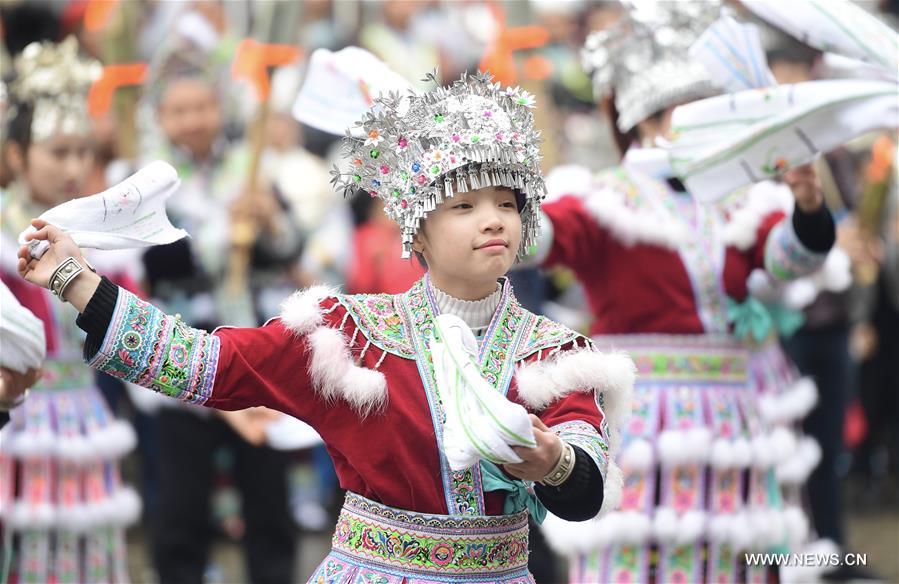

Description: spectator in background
[766,36,862,569]
[137,24,301,583]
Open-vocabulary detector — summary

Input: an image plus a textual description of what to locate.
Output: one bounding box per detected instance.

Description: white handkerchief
[292,46,414,137]
[20,161,188,259]
[431,314,536,471]
[667,79,898,202]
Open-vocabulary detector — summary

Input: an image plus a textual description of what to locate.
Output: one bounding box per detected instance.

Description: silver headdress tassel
[7,37,102,143]
[582,0,722,133]
[331,70,546,260]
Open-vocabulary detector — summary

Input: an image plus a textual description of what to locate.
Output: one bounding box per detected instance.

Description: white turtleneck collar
[430,280,502,335]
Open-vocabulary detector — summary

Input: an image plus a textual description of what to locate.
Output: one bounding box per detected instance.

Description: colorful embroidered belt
[330,492,530,579]
[592,333,749,386]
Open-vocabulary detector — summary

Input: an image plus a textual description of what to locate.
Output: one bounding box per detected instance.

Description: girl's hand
[17,219,100,310]
[503,415,564,482]
[17,219,85,288]
[784,164,823,213]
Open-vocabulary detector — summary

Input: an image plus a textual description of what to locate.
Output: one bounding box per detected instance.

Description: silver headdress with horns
[331,71,546,260]
[6,37,102,143]
[582,0,722,133]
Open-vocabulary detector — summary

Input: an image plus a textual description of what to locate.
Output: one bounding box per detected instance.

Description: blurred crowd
[0,0,896,582]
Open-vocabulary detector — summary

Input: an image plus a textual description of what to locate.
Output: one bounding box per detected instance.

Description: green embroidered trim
[332,497,529,574]
[764,219,827,281]
[88,289,219,404]
[401,277,533,516]
[337,293,415,359]
[552,420,610,483]
[515,315,583,360]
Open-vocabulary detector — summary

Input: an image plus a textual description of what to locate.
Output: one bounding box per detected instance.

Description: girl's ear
[411,230,425,254]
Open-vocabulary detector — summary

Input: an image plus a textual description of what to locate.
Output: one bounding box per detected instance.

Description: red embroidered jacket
[85,276,635,518]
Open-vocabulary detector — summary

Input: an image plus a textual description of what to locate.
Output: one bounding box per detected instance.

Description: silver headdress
[582,1,721,133]
[7,37,102,143]
[331,71,546,260]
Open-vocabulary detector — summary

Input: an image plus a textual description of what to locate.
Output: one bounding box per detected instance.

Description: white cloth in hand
[431,314,536,471]
[20,161,188,259]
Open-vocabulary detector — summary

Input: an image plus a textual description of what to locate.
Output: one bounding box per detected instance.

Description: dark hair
[604,91,666,157]
[4,100,35,153]
[1,4,60,57]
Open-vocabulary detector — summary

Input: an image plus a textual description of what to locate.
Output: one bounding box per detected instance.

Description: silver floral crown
[7,37,101,143]
[331,71,546,260]
[582,1,721,133]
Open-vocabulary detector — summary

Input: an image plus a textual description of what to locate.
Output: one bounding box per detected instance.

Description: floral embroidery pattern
[764,218,827,281]
[89,290,219,404]
[551,420,610,482]
[401,277,534,516]
[338,293,415,359]
[329,493,530,576]
[631,350,747,383]
[515,315,582,360]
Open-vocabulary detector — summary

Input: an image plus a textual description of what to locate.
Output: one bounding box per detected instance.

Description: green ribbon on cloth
[480,461,547,524]
[726,297,805,343]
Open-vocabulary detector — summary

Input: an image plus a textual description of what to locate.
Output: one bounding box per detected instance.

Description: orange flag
[231,39,301,101]
[478,2,550,86]
[88,63,148,118]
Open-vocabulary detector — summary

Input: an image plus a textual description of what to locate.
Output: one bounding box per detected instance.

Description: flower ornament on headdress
[7,37,102,143]
[582,0,722,132]
[331,70,546,260]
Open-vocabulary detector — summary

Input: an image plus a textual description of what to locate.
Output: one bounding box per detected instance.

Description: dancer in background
[0,38,140,584]
[534,4,836,582]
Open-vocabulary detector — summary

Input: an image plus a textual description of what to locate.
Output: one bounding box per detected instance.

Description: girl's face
[414,186,522,294]
[20,134,94,206]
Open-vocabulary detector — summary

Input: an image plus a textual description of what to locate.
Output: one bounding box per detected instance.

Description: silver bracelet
[49,257,85,301]
[539,441,576,487]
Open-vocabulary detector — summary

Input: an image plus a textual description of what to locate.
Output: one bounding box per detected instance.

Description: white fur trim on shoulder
[515,349,635,451]
[279,285,340,335]
[582,187,692,250]
[722,181,793,250]
[544,164,594,202]
[308,326,387,418]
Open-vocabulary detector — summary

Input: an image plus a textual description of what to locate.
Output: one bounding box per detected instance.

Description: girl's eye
[453,203,472,209]
[500,201,516,208]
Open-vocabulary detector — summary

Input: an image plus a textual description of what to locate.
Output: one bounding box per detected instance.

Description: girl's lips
[476,239,507,250]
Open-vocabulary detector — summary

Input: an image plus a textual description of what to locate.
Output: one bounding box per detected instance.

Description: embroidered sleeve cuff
[764,215,830,281]
[551,420,610,482]
[86,288,220,405]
